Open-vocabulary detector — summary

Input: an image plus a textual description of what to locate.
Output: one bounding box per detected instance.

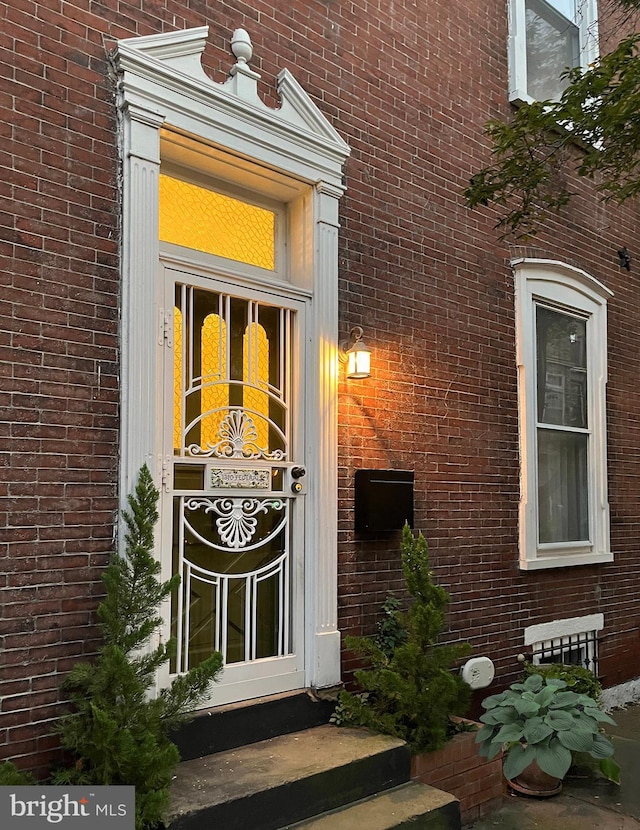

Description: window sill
[508,90,601,155]
[519,550,613,570]
[509,89,534,106]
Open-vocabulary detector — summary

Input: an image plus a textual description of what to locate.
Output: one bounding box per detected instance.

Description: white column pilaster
[307,181,343,688]
[118,100,165,520]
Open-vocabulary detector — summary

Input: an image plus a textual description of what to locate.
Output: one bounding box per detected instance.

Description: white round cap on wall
[461,656,496,689]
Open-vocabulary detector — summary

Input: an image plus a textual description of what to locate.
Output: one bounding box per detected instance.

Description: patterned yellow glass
[173,308,183,450]
[174,308,230,452]
[243,323,270,450]
[201,315,228,450]
[159,174,275,270]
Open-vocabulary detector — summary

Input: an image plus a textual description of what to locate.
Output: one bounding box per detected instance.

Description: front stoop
[285,781,461,829]
[170,690,337,761]
[166,723,461,830]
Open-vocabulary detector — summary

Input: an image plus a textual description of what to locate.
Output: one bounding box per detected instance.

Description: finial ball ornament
[231,28,253,65]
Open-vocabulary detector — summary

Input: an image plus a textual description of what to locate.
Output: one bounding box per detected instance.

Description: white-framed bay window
[508,0,599,103]
[514,259,612,570]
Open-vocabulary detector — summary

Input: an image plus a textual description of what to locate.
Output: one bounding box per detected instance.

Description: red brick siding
[1,0,121,775]
[411,725,504,824]
[1,0,639,775]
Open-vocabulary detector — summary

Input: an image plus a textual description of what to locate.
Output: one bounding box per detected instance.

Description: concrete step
[284,781,461,829]
[166,724,412,830]
[171,690,336,761]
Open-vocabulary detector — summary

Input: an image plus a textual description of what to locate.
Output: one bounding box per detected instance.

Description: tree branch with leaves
[466,10,640,237]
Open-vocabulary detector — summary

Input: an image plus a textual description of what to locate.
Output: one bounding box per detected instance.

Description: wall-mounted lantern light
[618,247,631,271]
[341,325,371,379]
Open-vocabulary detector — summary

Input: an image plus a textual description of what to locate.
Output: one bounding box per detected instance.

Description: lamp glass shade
[347,343,371,378]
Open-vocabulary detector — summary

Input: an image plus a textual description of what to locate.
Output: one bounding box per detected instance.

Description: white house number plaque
[209,467,271,490]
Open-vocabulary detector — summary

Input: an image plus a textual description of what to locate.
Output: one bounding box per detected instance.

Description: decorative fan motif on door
[188,409,285,460]
[184,496,285,549]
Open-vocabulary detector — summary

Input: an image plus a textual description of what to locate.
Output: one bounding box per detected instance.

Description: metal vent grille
[531,629,598,676]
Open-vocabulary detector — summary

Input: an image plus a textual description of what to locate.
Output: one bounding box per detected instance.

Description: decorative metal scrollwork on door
[171,284,295,673]
[187,410,285,460]
[184,497,285,550]
[173,286,290,461]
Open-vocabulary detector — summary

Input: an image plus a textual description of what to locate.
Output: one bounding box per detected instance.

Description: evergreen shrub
[333,524,471,753]
[0,761,35,785]
[53,465,223,830]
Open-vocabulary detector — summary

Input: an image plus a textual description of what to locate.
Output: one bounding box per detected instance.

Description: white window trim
[524,613,604,646]
[508,0,599,104]
[514,258,612,570]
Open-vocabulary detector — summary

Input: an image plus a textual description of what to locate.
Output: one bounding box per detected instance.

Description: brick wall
[1,0,124,774]
[1,0,640,775]
[410,723,504,824]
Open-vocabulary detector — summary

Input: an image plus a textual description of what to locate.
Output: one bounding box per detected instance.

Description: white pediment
[276,68,346,145]
[114,26,349,169]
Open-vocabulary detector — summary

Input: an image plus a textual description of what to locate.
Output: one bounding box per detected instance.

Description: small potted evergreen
[332,523,471,752]
[333,524,506,820]
[476,672,619,796]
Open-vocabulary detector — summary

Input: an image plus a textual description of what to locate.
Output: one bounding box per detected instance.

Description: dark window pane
[536,305,587,428]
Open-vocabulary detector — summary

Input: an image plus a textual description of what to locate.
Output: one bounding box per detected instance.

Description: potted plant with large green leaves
[476,673,619,797]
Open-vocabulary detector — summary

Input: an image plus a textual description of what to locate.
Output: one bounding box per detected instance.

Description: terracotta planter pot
[508,759,562,798]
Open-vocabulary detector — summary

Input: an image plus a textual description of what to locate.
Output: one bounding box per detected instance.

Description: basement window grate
[531,629,599,676]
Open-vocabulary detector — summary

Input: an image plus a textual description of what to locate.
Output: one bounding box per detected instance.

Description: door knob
[291,466,306,479]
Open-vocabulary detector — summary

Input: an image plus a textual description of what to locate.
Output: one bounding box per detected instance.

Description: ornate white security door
[163,265,306,705]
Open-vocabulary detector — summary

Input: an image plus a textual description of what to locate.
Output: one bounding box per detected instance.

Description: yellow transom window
[159,174,275,270]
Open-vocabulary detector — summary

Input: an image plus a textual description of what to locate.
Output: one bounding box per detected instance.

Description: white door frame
[114,26,350,695]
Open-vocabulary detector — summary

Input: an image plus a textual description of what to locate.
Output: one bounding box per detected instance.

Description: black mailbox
[354,469,414,532]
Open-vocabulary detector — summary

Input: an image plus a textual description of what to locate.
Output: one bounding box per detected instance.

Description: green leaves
[480,691,508,710]
[480,706,518,725]
[590,732,617,759]
[535,741,573,780]
[512,696,541,717]
[503,744,537,780]
[334,523,472,754]
[55,465,223,830]
[599,756,621,784]
[478,673,618,783]
[464,100,574,237]
[466,33,640,236]
[557,727,597,753]
[523,718,553,745]
[523,662,603,701]
[494,723,526,744]
[543,710,575,731]
[99,466,182,657]
[548,690,581,708]
[584,707,618,725]
[0,762,35,785]
[531,684,559,708]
